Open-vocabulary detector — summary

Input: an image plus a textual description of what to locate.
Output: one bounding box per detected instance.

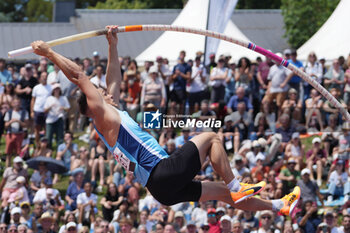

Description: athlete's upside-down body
[31,25,300,216]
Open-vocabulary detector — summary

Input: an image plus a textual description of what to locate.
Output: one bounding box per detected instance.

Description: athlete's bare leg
[190,132,234,184]
[200,181,273,210]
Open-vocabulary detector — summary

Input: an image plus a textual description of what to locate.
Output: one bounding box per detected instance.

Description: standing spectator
[188,56,207,114]
[287,49,304,97]
[77,182,97,225]
[124,61,141,119]
[140,66,166,110]
[224,61,236,103]
[47,64,59,85]
[65,168,84,211]
[170,51,191,114]
[15,63,38,114]
[257,56,272,98]
[90,137,109,191]
[4,97,29,167]
[209,58,227,103]
[306,137,327,186]
[0,58,12,85]
[344,57,350,103]
[262,55,292,113]
[278,158,300,195]
[44,83,70,149]
[297,168,324,206]
[324,59,345,91]
[303,52,323,100]
[235,57,253,96]
[31,71,52,146]
[56,70,79,133]
[140,61,152,83]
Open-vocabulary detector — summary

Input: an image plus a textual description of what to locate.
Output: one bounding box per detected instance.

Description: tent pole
[203,0,211,65]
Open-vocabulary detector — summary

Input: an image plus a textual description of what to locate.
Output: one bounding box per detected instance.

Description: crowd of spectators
[0,47,349,233]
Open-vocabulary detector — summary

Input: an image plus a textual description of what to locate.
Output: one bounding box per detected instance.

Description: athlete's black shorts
[146,141,202,206]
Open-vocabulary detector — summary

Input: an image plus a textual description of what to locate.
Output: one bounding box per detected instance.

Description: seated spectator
[19,202,34,231]
[7,176,29,206]
[187,221,198,233]
[322,114,341,157]
[260,170,283,200]
[29,203,44,232]
[58,212,80,233]
[118,173,141,205]
[44,83,70,148]
[284,132,305,171]
[324,59,345,91]
[70,146,91,178]
[231,220,243,233]
[245,141,265,170]
[138,210,153,233]
[192,100,217,121]
[175,128,193,148]
[18,224,29,233]
[305,89,324,132]
[306,137,327,186]
[33,137,52,158]
[218,115,235,152]
[0,156,28,208]
[188,56,207,114]
[101,182,123,222]
[30,162,53,193]
[38,212,56,233]
[164,139,176,155]
[7,224,18,233]
[65,168,84,211]
[278,158,300,196]
[255,102,276,133]
[275,114,296,146]
[227,87,253,114]
[33,186,63,214]
[297,200,321,233]
[240,210,259,233]
[230,102,253,151]
[90,137,109,192]
[207,208,220,233]
[65,222,78,233]
[251,154,270,183]
[322,88,346,125]
[77,182,97,225]
[281,88,302,125]
[251,210,277,233]
[4,96,29,167]
[231,155,250,182]
[297,168,324,207]
[327,160,350,203]
[322,210,339,233]
[10,207,22,226]
[112,198,130,223]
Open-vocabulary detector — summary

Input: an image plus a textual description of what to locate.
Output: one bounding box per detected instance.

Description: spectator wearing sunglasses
[251,210,279,233]
[207,209,219,233]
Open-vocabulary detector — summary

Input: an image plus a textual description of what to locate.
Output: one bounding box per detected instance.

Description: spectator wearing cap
[7,176,29,205]
[251,153,270,183]
[219,215,231,233]
[10,207,22,226]
[297,200,321,233]
[31,70,52,146]
[207,208,219,233]
[140,65,166,111]
[324,59,345,91]
[187,56,207,114]
[227,87,253,114]
[44,83,70,149]
[206,53,217,74]
[15,63,38,114]
[231,155,249,182]
[33,137,52,158]
[251,210,278,233]
[322,210,338,233]
[19,202,33,230]
[0,156,28,208]
[65,222,77,233]
[209,57,227,103]
[65,168,84,211]
[306,137,327,186]
[305,88,324,132]
[245,140,265,170]
[30,161,53,193]
[173,211,185,232]
[90,64,106,89]
[283,49,291,60]
[297,168,324,207]
[218,115,235,152]
[4,96,29,167]
[327,159,350,203]
[262,54,292,112]
[278,158,300,195]
[285,132,305,171]
[0,58,12,85]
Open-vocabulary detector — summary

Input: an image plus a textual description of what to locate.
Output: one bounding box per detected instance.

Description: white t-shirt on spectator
[191,207,207,227]
[4,110,29,133]
[32,84,52,112]
[47,71,58,85]
[77,192,97,213]
[209,67,227,87]
[44,96,70,124]
[188,64,207,93]
[268,65,291,93]
[33,187,61,204]
[329,171,348,187]
[90,75,106,89]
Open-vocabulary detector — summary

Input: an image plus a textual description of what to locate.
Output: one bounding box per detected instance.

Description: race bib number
[113,147,131,171]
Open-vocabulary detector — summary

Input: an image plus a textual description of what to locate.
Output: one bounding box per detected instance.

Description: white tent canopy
[136,0,258,64]
[297,0,350,61]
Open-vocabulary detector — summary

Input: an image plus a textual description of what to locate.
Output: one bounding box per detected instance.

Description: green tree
[93,0,184,9]
[0,0,27,22]
[281,0,339,48]
[26,0,53,22]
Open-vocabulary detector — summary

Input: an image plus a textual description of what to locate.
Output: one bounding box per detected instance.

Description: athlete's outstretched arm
[105,25,122,106]
[31,41,107,123]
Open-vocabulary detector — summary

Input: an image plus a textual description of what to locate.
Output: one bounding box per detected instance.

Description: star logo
[150,110,162,122]
[143,110,162,129]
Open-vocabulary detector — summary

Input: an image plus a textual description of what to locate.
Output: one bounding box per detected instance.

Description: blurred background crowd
[0,48,350,233]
